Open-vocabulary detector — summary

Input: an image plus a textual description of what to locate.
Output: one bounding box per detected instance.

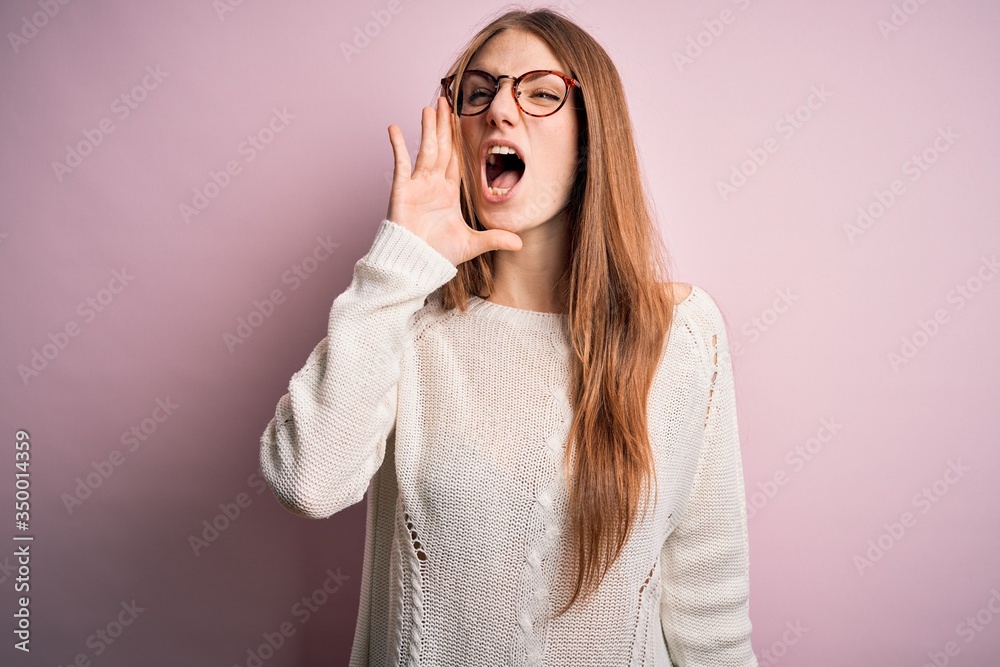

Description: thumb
[475,229,523,254]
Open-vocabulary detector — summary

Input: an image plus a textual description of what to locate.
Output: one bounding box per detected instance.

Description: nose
[485,77,520,127]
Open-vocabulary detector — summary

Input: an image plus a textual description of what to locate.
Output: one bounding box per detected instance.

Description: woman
[260,8,757,666]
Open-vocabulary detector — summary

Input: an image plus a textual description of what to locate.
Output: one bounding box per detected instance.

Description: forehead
[468,29,568,74]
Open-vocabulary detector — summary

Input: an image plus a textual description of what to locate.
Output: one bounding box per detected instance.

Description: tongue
[492,169,522,189]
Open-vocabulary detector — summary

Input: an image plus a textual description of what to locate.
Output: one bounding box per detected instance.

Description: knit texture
[259,218,757,667]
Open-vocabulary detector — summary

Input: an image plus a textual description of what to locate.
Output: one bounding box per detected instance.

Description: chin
[472,179,566,234]
[476,211,520,232]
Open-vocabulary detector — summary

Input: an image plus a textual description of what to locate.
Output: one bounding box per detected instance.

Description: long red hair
[438,7,677,618]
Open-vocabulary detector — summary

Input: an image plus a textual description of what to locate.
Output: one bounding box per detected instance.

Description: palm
[386,98,522,266]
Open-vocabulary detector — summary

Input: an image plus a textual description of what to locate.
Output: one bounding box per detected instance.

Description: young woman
[260,8,757,666]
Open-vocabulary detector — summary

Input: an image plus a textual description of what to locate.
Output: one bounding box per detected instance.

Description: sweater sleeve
[259,218,458,519]
[659,291,757,666]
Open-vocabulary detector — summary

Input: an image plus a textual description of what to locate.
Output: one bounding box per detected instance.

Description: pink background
[2,0,999,665]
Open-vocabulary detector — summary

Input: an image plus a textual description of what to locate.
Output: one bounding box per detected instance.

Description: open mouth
[484,147,526,198]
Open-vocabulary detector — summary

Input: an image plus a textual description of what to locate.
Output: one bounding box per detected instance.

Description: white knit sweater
[259,218,757,667]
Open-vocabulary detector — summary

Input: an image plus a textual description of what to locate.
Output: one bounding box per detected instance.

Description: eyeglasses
[440,69,582,117]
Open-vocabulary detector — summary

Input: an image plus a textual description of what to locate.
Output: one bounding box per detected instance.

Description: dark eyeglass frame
[440,69,582,117]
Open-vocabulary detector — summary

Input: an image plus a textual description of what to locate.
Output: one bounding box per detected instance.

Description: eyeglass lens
[455,71,568,116]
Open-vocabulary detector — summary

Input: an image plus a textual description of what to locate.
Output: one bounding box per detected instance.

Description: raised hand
[386,96,522,267]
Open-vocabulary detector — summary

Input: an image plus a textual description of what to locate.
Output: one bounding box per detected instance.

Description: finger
[387,125,411,186]
[473,229,522,255]
[443,101,461,185]
[444,120,460,186]
[411,105,438,177]
[435,97,452,174]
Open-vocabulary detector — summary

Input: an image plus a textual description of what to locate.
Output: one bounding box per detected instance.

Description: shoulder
[666,283,732,364]
[666,282,693,307]
[668,282,725,326]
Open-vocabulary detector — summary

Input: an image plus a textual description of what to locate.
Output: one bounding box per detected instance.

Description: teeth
[489,186,511,196]
[488,145,518,155]
[486,145,521,162]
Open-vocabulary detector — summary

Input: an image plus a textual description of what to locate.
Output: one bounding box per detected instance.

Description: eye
[530,90,559,101]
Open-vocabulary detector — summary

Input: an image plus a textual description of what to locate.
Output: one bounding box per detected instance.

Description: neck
[482,213,570,314]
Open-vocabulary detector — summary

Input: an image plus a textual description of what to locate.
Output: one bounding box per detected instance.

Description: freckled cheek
[557,145,579,183]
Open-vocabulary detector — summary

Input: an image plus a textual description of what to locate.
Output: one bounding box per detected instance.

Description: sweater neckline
[464,285,700,332]
[465,294,568,332]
